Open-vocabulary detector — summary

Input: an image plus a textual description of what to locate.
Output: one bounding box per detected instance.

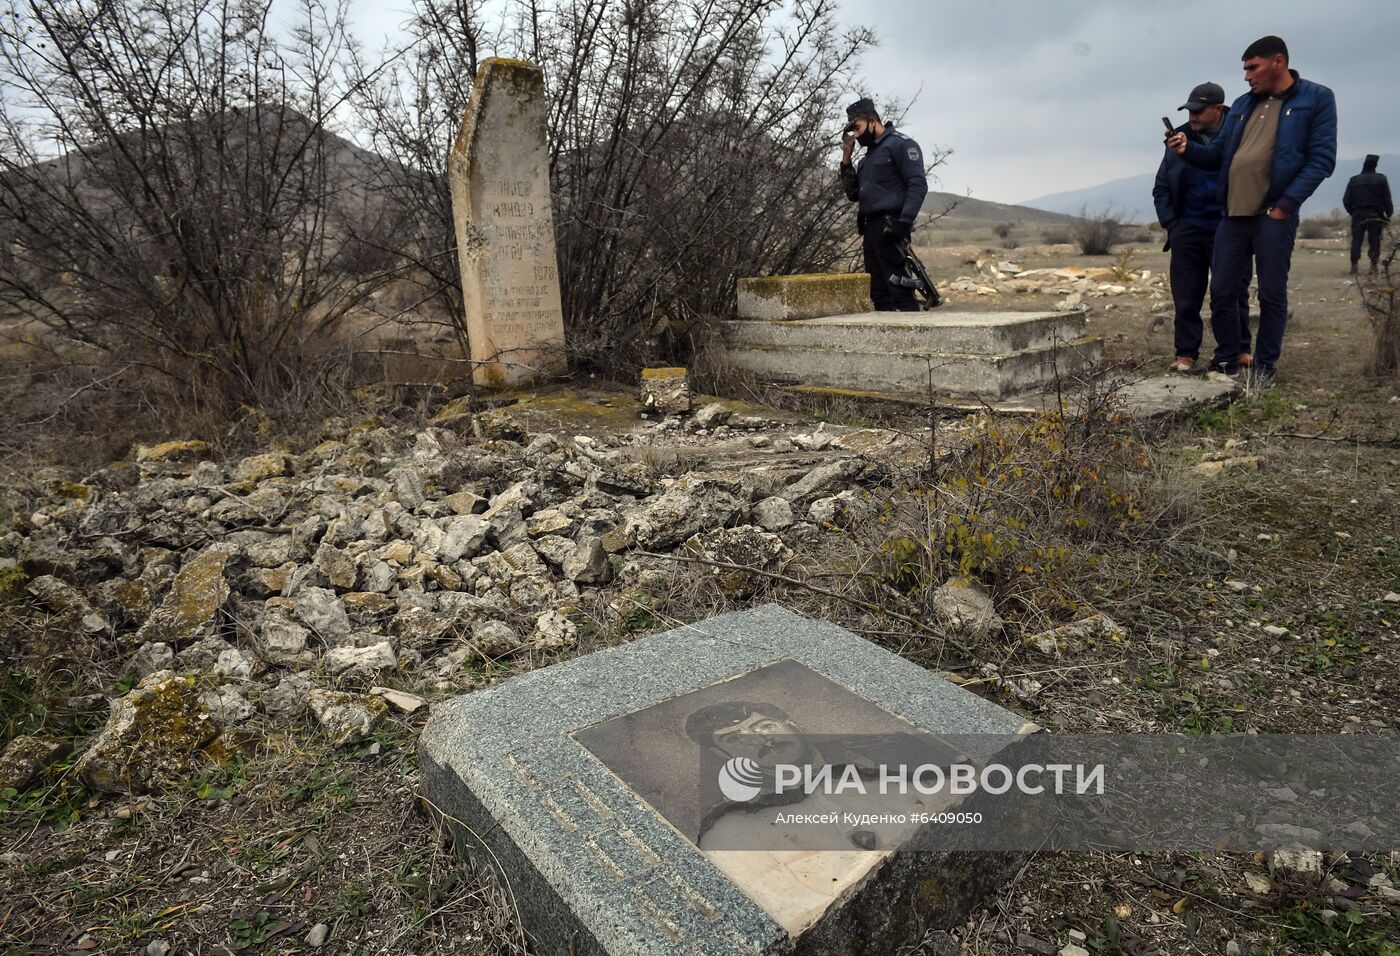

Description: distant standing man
[1343,155,1392,275]
[1154,82,1253,373]
[839,98,929,312]
[1168,36,1337,388]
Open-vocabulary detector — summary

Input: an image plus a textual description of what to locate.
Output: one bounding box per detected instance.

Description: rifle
[887,237,942,310]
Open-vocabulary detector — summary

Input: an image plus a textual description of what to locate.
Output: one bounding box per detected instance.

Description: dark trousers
[1168,223,1252,361]
[861,217,919,312]
[1351,217,1384,266]
[1209,213,1298,370]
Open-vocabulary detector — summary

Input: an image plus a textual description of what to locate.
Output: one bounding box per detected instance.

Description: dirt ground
[3,225,1399,955]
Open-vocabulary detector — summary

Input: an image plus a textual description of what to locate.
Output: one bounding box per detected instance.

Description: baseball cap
[1179,82,1225,111]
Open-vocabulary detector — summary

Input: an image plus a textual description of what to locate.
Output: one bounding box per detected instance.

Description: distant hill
[920,190,1073,225]
[1019,154,1399,224]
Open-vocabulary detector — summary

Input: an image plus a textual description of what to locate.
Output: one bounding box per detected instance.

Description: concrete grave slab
[420,604,1035,955]
[450,58,566,387]
[1106,374,1241,420]
[721,310,1102,398]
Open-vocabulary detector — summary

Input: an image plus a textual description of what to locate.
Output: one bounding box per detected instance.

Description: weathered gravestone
[420,605,1038,954]
[449,57,566,387]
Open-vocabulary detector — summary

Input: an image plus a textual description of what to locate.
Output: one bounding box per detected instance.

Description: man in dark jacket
[839,98,929,311]
[1343,155,1392,274]
[1154,81,1253,373]
[1168,36,1337,388]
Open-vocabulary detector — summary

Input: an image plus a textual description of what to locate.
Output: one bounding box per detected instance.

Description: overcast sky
[339,0,1400,205]
[836,0,1400,203]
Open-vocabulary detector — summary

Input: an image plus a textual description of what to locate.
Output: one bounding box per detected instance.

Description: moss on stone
[132,546,230,645]
[74,671,217,793]
[736,273,872,320]
[134,440,211,463]
[49,480,92,501]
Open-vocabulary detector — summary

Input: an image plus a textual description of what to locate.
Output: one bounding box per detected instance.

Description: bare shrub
[1041,227,1072,245]
[992,222,1014,239]
[1360,225,1400,376]
[1300,219,1332,240]
[1001,238,1021,250]
[0,0,398,411]
[1110,247,1139,282]
[862,380,1186,626]
[1071,205,1124,256]
[352,0,907,377]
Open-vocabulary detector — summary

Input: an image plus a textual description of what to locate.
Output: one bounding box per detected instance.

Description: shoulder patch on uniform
[907,147,920,161]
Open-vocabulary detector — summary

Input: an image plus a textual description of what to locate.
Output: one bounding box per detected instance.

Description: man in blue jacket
[1168,36,1337,388]
[839,98,929,311]
[1154,82,1252,373]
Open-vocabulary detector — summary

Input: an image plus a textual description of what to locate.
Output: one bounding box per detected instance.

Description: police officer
[839,98,929,311]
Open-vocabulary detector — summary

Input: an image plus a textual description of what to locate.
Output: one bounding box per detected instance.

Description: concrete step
[720,336,1104,398]
[721,310,1089,356]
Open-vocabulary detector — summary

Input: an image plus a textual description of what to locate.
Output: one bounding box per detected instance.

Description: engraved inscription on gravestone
[449,58,566,387]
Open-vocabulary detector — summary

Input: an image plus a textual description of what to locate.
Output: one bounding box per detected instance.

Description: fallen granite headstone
[420,604,1036,954]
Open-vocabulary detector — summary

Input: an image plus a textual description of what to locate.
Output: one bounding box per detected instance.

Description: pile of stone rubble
[941,259,1169,311]
[0,397,899,794]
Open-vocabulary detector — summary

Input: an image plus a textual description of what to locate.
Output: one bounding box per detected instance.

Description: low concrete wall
[736,274,872,321]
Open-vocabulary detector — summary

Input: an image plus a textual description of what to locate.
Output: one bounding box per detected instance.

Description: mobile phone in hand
[1162,116,1175,137]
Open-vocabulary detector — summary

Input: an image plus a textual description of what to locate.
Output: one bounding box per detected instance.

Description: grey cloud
[841,0,1400,203]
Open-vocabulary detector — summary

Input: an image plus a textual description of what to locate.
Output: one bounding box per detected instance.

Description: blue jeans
[1209,213,1298,370]
[1168,223,1252,361]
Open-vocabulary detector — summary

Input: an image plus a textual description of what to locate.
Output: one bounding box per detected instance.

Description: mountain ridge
[1018,154,1400,223]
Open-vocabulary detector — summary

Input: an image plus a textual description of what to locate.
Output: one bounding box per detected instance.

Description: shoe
[1206,362,1240,379]
[1168,356,1194,373]
[1238,352,1253,368]
[1248,366,1276,389]
[1350,263,1359,275]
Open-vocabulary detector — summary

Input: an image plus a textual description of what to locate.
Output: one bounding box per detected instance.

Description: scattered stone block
[933,578,1003,638]
[75,671,219,793]
[307,690,388,745]
[532,609,577,649]
[1271,846,1324,878]
[371,687,426,715]
[0,735,71,791]
[232,452,290,484]
[324,642,398,676]
[752,496,795,531]
[470,620,522,657]
[135,440,211,464]
[131,545,231,646]
[639,367,691,415]
[683,525,793,596]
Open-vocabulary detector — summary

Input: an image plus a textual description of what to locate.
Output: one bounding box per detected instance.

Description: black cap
[845,98,877,122]
[1365,154,1380,171]
[1179,82,1225,111]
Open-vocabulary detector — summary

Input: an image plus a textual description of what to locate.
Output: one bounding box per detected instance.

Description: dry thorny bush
[1359,223,1400,376]
[1,0,907,437]
[864,382,1195,632]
